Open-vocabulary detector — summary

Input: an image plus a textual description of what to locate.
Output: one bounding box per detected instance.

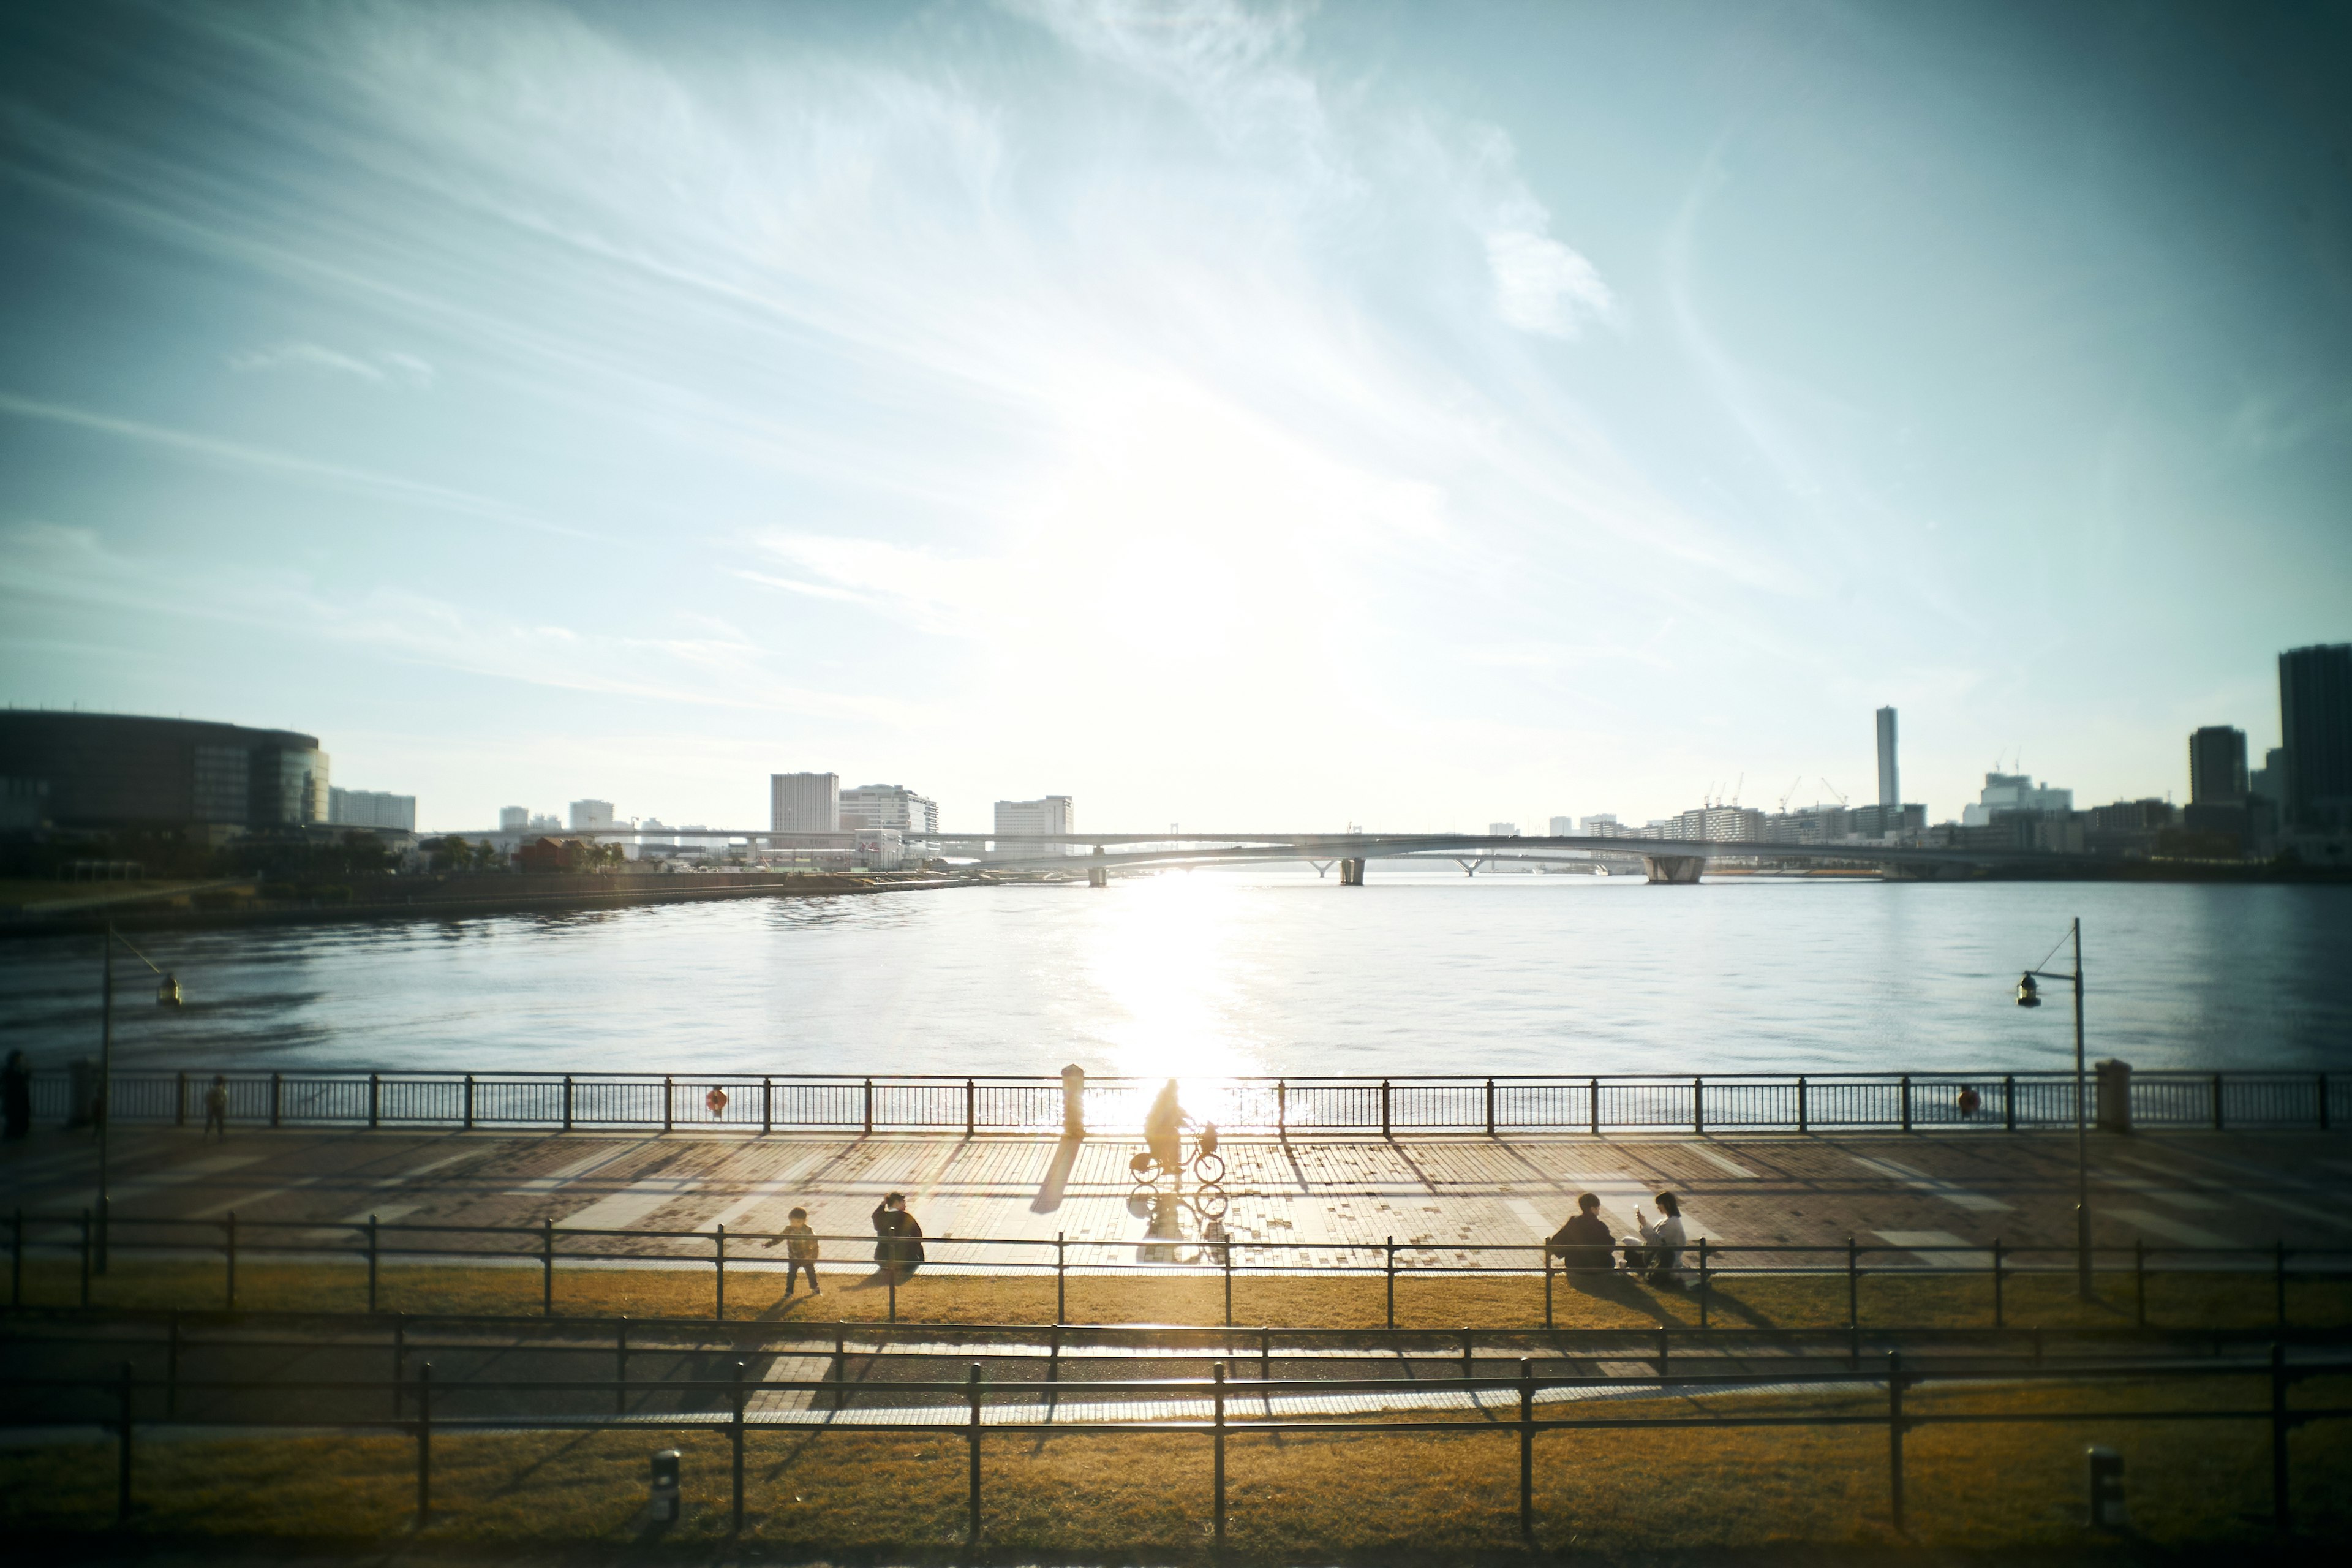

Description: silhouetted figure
[1547,1191,1613,1272]
[1144,1078,1191,1180]
[872,1191,924,1279]
[2,1050,30,1140]
[202,1074,229,1140]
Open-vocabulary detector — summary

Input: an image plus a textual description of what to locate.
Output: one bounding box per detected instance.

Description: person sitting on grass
[1547,1191,1615,1272]
[1621,1191,1687,1287]
[781,1206,820,1297]
[872,1191,925,1280]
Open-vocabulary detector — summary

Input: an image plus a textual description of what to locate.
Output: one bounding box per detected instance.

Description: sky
[2,0,2348,834]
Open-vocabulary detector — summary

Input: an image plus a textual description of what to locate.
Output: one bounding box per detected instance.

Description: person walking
[871,1191,924,1280]
[1,1050,31,1140]
[1621,1191,1688,1287]
[1547,1191,1615,1273]
[202,1074,230,1140]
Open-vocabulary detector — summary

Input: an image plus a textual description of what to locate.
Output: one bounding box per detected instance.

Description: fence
[12,1206,2348,1335]
[9,1348,2346,1542]
[29,1066,2348,1135]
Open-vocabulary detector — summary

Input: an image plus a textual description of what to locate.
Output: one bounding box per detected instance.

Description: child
[782,1207,820,1297]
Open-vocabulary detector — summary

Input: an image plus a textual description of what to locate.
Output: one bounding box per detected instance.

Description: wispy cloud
[227,341,435,386]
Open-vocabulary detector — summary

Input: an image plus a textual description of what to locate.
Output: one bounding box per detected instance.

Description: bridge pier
[1088,846,1108,888]
[1310,860,1333,879]
[1455,858,1483,876]
[1338,858,1366,886]
[1641,854,1705,885]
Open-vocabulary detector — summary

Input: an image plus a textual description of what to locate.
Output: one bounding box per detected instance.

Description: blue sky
[2,0,2347,832]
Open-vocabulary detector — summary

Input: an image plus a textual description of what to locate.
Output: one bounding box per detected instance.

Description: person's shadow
[1031,1134,1081,1213]
[1562,1268,1676,1324]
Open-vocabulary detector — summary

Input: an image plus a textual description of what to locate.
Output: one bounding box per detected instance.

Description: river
[1,870,2346,1079]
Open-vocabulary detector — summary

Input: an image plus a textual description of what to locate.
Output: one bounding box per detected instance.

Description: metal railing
[27,1066,2346,1134]
[7,1347,2344,1541]
[12,1206,2347,1334]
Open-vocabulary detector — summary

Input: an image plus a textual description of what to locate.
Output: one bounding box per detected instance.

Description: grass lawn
[17,1253,2348,1335]
[3,1374,2345,1556]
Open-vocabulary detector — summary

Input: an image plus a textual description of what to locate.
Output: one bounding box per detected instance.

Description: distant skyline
[3,2,2348,832]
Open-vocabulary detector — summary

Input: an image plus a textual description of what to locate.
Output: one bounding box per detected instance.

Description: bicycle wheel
[1193,1185,1229,1221]
[1193,1151,1225,1185]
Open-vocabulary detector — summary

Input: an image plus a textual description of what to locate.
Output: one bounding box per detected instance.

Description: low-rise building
[1961,773,2072,826]
[842,783,939,836]
[329,788,415,832]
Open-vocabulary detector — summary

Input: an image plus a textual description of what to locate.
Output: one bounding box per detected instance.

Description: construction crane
[1777,775,1803,815]
[1820,778,1849,807]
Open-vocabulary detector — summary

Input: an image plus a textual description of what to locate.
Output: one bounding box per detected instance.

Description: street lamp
[2015,917,2090,1299]
[97,919,183,1273]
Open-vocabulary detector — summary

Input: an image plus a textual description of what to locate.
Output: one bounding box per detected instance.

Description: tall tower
[1875,707,1899,811]
[2187,726,2248,805]
[2279,644,2352,832]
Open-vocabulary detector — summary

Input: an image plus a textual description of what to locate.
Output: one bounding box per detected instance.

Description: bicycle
[1129,1120,1224,1188]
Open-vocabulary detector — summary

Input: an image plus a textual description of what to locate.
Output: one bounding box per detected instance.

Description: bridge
[446,826,2100,884]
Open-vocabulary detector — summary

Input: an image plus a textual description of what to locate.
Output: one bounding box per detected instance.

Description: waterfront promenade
[4,1119,2343,1274]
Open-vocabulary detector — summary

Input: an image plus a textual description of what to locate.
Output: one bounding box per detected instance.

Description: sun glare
[1074,871,1267,1085]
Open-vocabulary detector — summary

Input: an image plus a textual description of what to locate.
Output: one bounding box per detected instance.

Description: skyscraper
[2187,726,2248,805]
[2280,644,2352,833]
[1875,707,1899,811]
[769,772,840,833]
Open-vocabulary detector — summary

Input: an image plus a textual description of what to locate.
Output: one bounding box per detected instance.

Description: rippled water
[1,870,2346,1078]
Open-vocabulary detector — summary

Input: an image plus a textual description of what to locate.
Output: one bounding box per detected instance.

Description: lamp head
[157,973,183,1008]
[2015,973,2040,1008]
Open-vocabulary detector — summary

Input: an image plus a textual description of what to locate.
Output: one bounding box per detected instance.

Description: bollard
[1519,1357,1536,1541]
[1213,1362,1227,1551]
[416,1363,433,1525]
[116,1360,134,1523]
[731,1362,746,1531]
[2086,1446,2127,1529]
[649,1447,681,1524]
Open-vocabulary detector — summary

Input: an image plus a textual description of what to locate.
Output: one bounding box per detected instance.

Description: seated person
[1620,1191,1688,1287]
[1547,1192,1615,1272]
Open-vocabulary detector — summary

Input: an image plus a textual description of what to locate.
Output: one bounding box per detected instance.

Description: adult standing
[871,1191,925,1279]
[1,1050,31,1140]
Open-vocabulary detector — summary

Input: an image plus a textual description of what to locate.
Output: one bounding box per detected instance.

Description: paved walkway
[6,1122,2348,1272]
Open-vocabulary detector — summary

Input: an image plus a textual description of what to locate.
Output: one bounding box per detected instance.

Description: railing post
[1212,1362,1227,1553]
[2135,1238,2147,1327]
[415,1362,432,1525]
[1543,1248,1553,1329]
[1381,1078,1392,1139]
[1697,1238,1708,1328]
[862,1077,873,1137]
[965,1077,976,1137]
[1518,1356,1535,1542]
[1887,1350,1905,1534]
[224,1212,236,1311]
[176,1070,188,1128]
[2003,1074,2016,1132]
[2213,1072,2225,1131]
[832,1322,845,1412]
[1657,1324,1668,1379]
[463,1073,474,1132]
[394,1314,406,1417]
[731,1360,747,1532]
[1261,1324,1271,1385]
[1796,1075,1808,1134]
[967,1363,983,1547]
[117,1360,134,1524]
[167,1313,181,1420]
[615,1316,628,1415]
[2275,1240,2288,1329]
[888,1263,897,1323]
[1694,1076,1704,1136]
[1846,1235,1859,1363]
[1056,1232,1067,1322]
[1899,1074,1912,1133]
[1485,1077,1495,1137]
[763,1076,772,1135]
[270,1071,282,1129]
[79,1208,91,1307]
[1385,1236,1396,1327]
[542,1219,555,1316]
[1991,1238,2004,1329]
[715,1224,726,1321]
[1589,1076,1600,1137]
[9,1207,19,1309]
[2318,1072,2330,1133]
[562,1075,572,1132]
[663,1075,674,1134]
[369,1071,380,1130]
[1223,1232,1234,1326]
[368,1215,380,1313]
[2271,1341,2292,1531]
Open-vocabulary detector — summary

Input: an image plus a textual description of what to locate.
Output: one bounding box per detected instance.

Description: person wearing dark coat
[872,1191,925,1278]
[1547,1191,1615,1272]
[2,1050,31,1140]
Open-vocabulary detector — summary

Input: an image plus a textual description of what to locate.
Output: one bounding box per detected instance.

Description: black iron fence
[28,1066,2346,1135]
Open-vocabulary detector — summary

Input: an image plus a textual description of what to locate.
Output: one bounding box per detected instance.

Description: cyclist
[1144,1078,1192,1183]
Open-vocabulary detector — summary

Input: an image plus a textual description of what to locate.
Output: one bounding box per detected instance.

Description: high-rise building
[994,795,1076,854]
[840,783,938,835]
[1548,816,1574,836]
[2187,726,2248,805]
[1875,707,1899,812]
[568,799,615,831]
[769,772,839,833]
[2250,747,2285,803]
[2280,644,2352,833]
[499,806,529,832]
[328,788,416,831]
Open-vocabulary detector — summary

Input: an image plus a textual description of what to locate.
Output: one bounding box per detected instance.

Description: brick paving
[7,1121,2348,1274]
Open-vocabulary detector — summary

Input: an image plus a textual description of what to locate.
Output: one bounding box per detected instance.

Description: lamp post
[2015,917,2089,1299]
[96,920,182,1273]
